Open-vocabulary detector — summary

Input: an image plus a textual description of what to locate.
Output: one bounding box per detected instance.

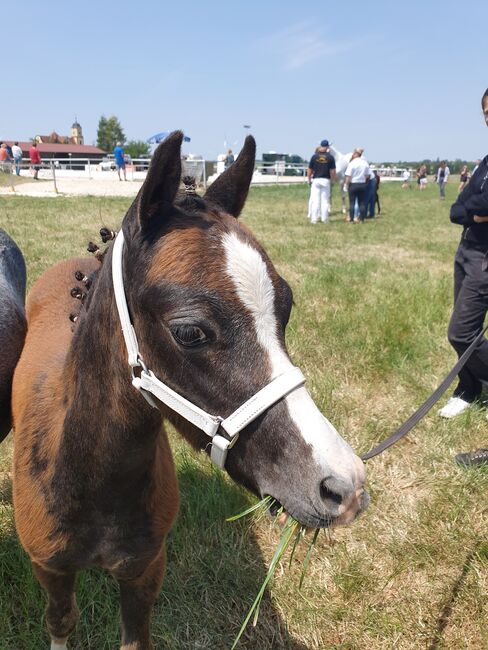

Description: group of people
[307,140,380,224]
[0,142,23,176]
[402,162,477,199]
[307,91,488,468]
[0,141,42,179]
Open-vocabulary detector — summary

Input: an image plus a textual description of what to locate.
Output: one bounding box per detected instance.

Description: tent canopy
[147,131,191,144]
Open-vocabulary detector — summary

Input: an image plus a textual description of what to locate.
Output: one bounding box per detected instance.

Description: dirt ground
[0,176,144,198]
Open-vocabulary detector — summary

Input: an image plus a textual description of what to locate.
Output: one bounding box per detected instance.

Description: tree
[96,115,125,152]
[124,140,150,159]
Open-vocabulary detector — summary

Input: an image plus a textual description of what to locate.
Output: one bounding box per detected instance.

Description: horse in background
[329,144,354,215]
[0,229,26,442]
[12,132,368,649]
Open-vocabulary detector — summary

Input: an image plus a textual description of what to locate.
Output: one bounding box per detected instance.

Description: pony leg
[117,547,167,650]
[32,563,79,648]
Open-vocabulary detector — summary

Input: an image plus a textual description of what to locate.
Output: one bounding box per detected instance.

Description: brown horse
[12,132,368,649]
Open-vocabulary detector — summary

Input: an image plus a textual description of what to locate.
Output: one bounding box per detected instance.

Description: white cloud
[259,22,357,70]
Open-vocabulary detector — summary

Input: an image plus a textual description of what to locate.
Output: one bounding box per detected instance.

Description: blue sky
[4,1,488,162]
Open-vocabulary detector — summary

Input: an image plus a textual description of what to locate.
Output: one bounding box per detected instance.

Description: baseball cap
[320,139,329,147]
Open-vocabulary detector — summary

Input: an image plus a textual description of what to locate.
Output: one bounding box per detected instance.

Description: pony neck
[64,256,162,449]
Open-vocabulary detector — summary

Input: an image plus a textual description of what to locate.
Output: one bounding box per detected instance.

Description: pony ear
[129,130,183,231]
[204,136,256,217]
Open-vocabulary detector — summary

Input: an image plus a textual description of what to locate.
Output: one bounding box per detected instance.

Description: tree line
[96,115,149,159]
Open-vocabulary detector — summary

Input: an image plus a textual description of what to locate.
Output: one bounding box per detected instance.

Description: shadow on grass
[427,543,481,650]
[0,458,308,649]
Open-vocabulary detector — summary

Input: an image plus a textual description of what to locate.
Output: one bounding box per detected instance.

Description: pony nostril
[319,480,343,506]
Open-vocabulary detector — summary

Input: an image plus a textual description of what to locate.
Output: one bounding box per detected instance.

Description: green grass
[0,179,487,649]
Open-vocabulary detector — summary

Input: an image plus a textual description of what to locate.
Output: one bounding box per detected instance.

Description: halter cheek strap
[112,231,306,469]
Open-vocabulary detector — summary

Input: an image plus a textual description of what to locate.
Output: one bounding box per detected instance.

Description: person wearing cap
[438,87,488,445]
[307,139,336,224]
[113,141,127,181]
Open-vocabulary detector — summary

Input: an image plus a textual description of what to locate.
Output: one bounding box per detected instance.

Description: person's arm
[328,154,336,183]
[343,175,351,191]
[450,168,488,224]
[307,155,315,185]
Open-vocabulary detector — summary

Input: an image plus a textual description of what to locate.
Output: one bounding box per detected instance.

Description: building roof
[1,140,106,155]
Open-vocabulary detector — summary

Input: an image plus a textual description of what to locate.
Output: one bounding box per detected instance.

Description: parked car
[99,154,132,171]
[100,155,116,171]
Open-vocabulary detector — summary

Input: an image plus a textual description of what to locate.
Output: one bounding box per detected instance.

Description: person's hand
[473,215,488,223]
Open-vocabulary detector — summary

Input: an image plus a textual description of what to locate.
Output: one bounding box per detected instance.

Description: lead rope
[361,324,488,460]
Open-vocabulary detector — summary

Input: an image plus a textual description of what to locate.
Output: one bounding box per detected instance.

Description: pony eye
[170,324,208,348]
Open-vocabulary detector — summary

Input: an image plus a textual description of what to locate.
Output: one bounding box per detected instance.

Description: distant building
[35,118,84,146]
[1,119,105,168]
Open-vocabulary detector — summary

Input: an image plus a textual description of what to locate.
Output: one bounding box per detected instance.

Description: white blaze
[222,232,359,480]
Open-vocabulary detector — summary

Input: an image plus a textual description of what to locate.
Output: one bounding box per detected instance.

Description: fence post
[51,161,59,194]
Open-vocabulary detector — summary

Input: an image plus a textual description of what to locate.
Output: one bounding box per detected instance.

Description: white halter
[112,230,306,468]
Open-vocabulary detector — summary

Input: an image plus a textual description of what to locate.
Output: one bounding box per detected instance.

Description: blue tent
[147,131,191,144]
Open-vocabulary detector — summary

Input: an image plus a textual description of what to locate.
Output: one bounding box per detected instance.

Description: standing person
[11,142,22,176]
[113,141,126,181]
[436,161,450,199]
[0,143,11,174]
[365,167,378,218]
[224,149,234,169]
[402,169,412,188]
[418,164,428,190]
[307,139,336,224]
[344,150,371,223]
[373,170,381,214]
[438,87,488,425]
[458,165,470,192]
[29,142,41,180]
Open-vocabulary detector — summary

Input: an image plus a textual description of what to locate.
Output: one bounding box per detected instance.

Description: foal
[0,228,26,442]
[12,132,368,649]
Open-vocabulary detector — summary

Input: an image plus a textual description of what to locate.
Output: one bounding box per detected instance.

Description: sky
[3,1,488,162]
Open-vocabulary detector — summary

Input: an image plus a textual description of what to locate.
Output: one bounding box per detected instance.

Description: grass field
[0,179,487,649]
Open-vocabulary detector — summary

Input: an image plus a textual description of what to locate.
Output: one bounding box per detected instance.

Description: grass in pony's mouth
[227,497,321,649]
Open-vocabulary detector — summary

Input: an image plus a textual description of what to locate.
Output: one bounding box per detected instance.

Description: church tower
[71,119,84,145]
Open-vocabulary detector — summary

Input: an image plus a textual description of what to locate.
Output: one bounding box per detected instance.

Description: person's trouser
[14,157,21,175]
[365,178,377,217]
[348,183,367,221]
[439,181,446,198]
[310,178,331,223]
[448,242,488,401]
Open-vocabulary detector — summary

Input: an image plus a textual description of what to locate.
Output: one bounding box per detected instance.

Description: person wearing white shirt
[11,142,23,176]
[343,151,371,223]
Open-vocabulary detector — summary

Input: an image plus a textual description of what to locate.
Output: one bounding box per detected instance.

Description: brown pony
[12,132,368,649]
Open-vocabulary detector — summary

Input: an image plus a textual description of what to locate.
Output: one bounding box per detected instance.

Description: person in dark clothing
[438,88,488,432]
[366,169,381,217]
[307,139,336,223]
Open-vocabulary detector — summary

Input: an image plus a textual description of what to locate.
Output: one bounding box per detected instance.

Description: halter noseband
[112,231,306,469]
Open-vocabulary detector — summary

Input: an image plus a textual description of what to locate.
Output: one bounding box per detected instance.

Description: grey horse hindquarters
[0,229,27,442]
